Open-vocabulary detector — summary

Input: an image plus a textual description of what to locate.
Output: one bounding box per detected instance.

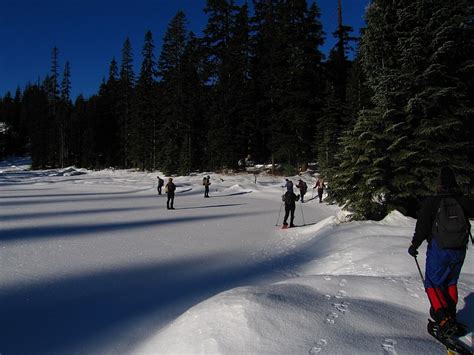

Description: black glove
[408,245,418,257]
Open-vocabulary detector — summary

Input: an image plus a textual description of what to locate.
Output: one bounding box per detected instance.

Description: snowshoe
[427,319,472,355]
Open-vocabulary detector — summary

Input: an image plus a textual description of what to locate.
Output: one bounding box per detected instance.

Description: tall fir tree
[158,11,190,174]
[58,61,72,167]
[118,38,135,167]
[22,84,50,168]
[95,58,121,168]
[204,0,254,169]
[251,0,325,170]
[133,30,159,170]
[331,0,474,219]
[316,0,356,173]
[177,32,208,174]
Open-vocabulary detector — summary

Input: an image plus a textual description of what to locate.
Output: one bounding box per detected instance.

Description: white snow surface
[0,157,472,354]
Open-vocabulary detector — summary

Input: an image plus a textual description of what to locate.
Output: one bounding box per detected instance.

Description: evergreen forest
[1,0,473,219]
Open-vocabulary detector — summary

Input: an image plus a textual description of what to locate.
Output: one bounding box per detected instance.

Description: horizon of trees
[1,0,472,220]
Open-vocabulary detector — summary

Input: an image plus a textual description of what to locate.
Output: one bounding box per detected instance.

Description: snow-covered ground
[0,157,472,354]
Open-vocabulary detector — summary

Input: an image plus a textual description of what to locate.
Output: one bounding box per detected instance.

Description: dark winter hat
[439,167,458,190]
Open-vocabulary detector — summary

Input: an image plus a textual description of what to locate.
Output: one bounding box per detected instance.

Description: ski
[280,224,298,229]
[427,320,472,355]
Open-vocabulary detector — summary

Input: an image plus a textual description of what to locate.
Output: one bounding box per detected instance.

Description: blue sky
[1,0,370,99]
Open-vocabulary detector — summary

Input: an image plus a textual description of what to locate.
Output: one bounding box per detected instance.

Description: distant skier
[165,177,176,210]
[157,176,164,195]
[408,167,474,336]
[282,190,299,228]
[296,179,308,202]
[203,175,211,198]
[285,179,294,193]
[313,178,326,203]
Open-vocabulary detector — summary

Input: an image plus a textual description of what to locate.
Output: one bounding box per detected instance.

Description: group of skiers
[157,174,326,217]
[156,176,176,209]
[156,167,472,349]
[156,174,213,209]
[281,177,326,228]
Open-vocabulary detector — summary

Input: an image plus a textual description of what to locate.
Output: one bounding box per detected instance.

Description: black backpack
[282,192,298,204]
[432,197,471,249]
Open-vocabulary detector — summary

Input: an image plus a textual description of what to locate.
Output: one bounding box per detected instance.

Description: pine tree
[178,32,207,174]
[316,0,356,173]
[133,30,159,170]
[251,0,325,169]
[158,11,190,174]
[43,47,61,167]
[22,84,50,168]
[332,0,474,219]
[58,61,72,167]
[204,0,254,169]
[118,38,135,167]
[95,58,121,169]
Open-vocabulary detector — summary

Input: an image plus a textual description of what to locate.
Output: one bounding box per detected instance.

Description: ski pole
[414,256,425,284]
[299,200,306,226]
[414,256,439,318]
[275,202,283,226]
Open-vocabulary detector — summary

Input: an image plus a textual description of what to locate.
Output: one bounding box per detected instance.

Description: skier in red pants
[408,167,474,336]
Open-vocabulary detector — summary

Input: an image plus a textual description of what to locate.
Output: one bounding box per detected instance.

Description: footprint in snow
[339,279,347,287]
[323,276,331,281]
[325,294,332,300]
[381,339,397,354]
[333,301,350,314]
[309,339,327,354]
[335,290,346,299]
[325,312,338,324]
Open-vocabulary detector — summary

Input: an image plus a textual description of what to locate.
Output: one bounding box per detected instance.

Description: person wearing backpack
[157,176,164,195]
[313,178,326,203]
[296,179,308,202]
[203,176,211,198]
[408,167,474,335]
[165,177,176,210]
[282,190,300,228]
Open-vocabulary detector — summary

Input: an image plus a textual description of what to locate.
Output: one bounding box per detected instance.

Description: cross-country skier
[203,175,211,198]
[296,179,308,202]
[313,178,326,203]
[165,177,176,210]
[157,176,164,195]
[408,167,474,336]
[282,190,299,228]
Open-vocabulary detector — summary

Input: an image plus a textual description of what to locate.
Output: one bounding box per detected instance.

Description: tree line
[0,0,472,219]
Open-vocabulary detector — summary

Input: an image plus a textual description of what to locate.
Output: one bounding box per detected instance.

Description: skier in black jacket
[282,190,299,228]
[408,167,474,334]
[157,176,164,195]
[165,178,176,210]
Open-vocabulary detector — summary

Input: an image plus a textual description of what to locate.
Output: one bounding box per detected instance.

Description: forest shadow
[175,203,246,210]
[0,188,152,200]
[0,236,327,354]
[0,192,164,207]
[0,210,268,242]
[212,191,252,197]
[0,205,157,222]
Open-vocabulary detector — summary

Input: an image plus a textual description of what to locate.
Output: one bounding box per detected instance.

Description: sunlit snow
[0,157,472,354]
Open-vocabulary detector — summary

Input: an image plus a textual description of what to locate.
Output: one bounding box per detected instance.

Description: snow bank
[137,209,473,354]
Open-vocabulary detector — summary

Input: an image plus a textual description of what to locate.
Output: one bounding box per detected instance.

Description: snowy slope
[0,157,472,354]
